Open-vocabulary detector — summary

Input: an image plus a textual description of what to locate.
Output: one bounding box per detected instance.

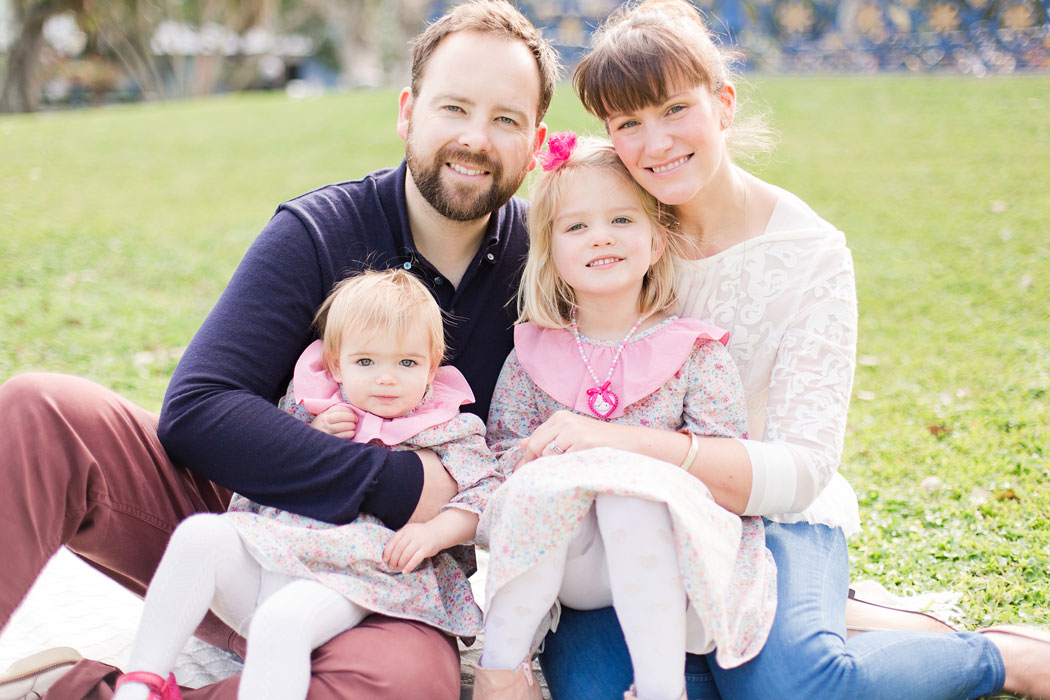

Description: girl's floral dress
[479,317,777,668]
[223,340,502,638]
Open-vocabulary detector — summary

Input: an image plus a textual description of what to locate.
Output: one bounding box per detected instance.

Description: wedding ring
[547,441,564,454]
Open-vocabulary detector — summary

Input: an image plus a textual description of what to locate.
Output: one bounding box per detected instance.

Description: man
[0,2,557,697]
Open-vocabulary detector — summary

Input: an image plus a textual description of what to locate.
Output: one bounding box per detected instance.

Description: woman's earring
[720,118,730,128]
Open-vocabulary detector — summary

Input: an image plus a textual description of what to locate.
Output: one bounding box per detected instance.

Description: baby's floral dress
[223,340,501,638]
[479,317,777,669]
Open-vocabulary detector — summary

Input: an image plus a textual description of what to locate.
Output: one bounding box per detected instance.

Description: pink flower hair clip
[539,131,578,171]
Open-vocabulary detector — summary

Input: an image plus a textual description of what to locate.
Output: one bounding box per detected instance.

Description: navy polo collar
[382,160,505,265]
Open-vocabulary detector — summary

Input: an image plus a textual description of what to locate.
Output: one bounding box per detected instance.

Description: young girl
[112,268,501,700]
[472,135,777,700]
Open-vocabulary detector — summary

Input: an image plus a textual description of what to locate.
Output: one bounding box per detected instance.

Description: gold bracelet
[678,430,700,471]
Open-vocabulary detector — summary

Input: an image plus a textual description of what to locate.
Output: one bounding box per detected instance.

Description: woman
[512,1,1050,698]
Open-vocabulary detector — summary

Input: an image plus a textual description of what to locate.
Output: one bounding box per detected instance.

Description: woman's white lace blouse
[673,187,861,535]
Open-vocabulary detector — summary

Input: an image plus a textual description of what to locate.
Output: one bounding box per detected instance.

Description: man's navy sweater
[159,162,528,529]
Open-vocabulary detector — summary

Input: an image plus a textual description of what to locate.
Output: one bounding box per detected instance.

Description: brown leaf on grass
[994,489,1020,501]
[927,423,952,438]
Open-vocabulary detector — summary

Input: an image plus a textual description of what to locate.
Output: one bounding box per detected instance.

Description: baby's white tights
[481,495,687,700]
[112,513,368,700]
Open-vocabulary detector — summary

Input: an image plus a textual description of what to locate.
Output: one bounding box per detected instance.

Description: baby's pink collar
[291,339,473,444]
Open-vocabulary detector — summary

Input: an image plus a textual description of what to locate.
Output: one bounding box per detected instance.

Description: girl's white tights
[112,513,368,700]
[481,495,687,700]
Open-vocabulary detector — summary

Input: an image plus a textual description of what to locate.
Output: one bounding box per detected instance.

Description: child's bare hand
[383,523,443,574]
[310,405,358,438]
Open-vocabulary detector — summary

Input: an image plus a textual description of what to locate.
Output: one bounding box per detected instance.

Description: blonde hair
[313,269,445,374]
[410,0,561,123]
[518,137,680,329]
[573,0,773,162]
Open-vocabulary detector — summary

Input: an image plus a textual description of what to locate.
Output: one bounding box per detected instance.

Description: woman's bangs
[579,46,705,120]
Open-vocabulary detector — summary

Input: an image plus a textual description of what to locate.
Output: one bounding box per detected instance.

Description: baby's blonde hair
[314,268,445,374]
[518,137,679,329]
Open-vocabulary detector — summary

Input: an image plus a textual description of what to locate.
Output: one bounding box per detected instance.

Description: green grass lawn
[2,76,1049,638]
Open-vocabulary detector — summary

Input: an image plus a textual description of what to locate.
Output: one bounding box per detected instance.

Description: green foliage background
[2,76,1048,633]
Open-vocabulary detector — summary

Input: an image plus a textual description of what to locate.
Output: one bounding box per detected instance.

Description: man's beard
[406,132,525,222]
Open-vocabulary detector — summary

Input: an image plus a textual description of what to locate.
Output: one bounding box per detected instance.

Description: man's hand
[406,449,457,524]
[309,405,358,439]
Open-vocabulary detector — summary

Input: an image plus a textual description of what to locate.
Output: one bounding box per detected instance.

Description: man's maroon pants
[0,373,460,698]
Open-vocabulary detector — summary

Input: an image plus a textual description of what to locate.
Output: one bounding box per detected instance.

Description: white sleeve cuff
[740,439,798,516]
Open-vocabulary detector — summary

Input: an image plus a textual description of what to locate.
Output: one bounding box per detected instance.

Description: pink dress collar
[514,317,729,420]
[291,339,474,445]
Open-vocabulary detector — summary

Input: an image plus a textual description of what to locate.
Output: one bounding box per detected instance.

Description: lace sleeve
[746,244,858,515]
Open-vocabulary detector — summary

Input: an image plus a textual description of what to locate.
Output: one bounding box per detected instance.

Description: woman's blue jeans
[538,520,1005,700]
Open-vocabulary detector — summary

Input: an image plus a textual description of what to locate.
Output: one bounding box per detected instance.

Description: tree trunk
[0,0,71,113]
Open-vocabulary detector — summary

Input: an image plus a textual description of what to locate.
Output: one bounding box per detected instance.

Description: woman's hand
[309,405,358,439]
[519,411,754,515]
[517,410,627,467]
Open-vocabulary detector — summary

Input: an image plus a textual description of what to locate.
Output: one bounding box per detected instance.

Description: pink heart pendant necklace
[570,307,643,419]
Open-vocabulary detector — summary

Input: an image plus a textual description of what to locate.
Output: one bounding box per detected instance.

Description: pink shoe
[472,661,542,700]
[115,671,183,700]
